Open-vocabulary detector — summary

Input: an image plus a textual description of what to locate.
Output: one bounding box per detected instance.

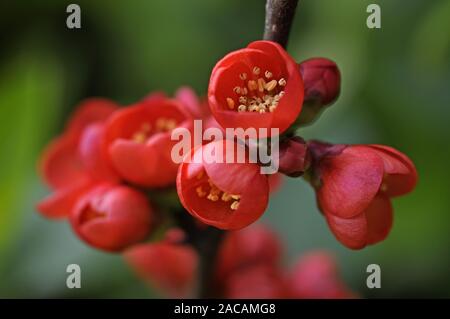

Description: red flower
[102,95,193,187]
[299,57,341,106]
[124,242,198,298]
[216,224,286,298]
[216,225,354,299]
[225,264,288,299]
[216,224,282,281]
[37,99,118,218]
[177,140,269,230]
[208,40,303,137]
[309,141,418,249]
[70,184,153,251]
[288,251,354,299]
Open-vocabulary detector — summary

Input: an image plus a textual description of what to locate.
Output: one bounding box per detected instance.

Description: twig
[263,0,299,48]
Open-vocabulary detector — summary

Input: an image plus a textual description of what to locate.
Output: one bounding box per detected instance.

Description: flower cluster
[125,224,354,298]
[36,39,417,298]
[37,93,196,251]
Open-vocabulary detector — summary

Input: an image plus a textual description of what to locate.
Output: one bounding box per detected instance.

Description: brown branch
[263,0,299,48]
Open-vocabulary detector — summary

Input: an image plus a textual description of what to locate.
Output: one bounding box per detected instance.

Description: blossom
[309,141,418,249]
[216,224,354,299]
[288,251,354,298]
[225,264,288,299]
[177,140,269,230]
[208,40,303,136]
[102,94,193,187]
[70,184,153,251]
[37,99,118,218]
[124,242,198,298]
[215,224,282,281]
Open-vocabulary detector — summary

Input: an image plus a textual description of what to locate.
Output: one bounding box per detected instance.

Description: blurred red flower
[215,224,282,281]
[37,99,118,218]
[288,251,354,298]
[124,242,198,298]
[216,224,354,299]
[102,94,193,187]
[70,183,153,251]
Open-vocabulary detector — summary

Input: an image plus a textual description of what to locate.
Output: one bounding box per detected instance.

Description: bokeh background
[0,0,449,298]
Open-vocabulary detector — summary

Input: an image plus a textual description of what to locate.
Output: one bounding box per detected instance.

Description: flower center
[195,171,241,210]
[132,118,177,143]
[79,206,106,225]
[226,66,286,114]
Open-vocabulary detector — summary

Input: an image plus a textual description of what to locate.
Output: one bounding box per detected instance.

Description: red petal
[103,98,192,187]
[38,134,88,189]
[208,41,303,137]
[369,144,418,197]
[289,251,353,299]
[39,99,117,189]
[36,179,96,219]
[225,264,288,299]
[66,98,118,138]
[318,146,384,218]
[248,41,304,134]
[216,224,282,281]
[175,86,203,119]
[79,123,119,182]
[208,55,274,134]
[326,193,394,249]
[108,140,151,185]
[177,142,269,230]
[365,193,393,245]
[326,212,368,250]
[70,184,153,251]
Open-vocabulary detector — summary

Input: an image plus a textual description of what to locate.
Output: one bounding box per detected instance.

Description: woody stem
[263,0,299,48]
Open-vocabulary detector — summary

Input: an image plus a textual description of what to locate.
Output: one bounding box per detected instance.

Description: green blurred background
[0,0,449,298]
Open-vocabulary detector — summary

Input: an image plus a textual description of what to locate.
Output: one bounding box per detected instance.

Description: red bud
[299,58,341,106]
[278,136,310,177]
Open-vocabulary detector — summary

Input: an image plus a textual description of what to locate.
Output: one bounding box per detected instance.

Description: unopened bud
[297,58,341,125]
[278,137,310,177]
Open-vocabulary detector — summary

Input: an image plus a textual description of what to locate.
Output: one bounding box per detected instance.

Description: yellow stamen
[230,201,240,210]
[196,186,206,198]
[265,79,278,91]
[257,78,266,92]
[207,194,219,201]
[221,192,232,202]
[247,80,257,91]
[226,97,235,109]
[132,132,147,143]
